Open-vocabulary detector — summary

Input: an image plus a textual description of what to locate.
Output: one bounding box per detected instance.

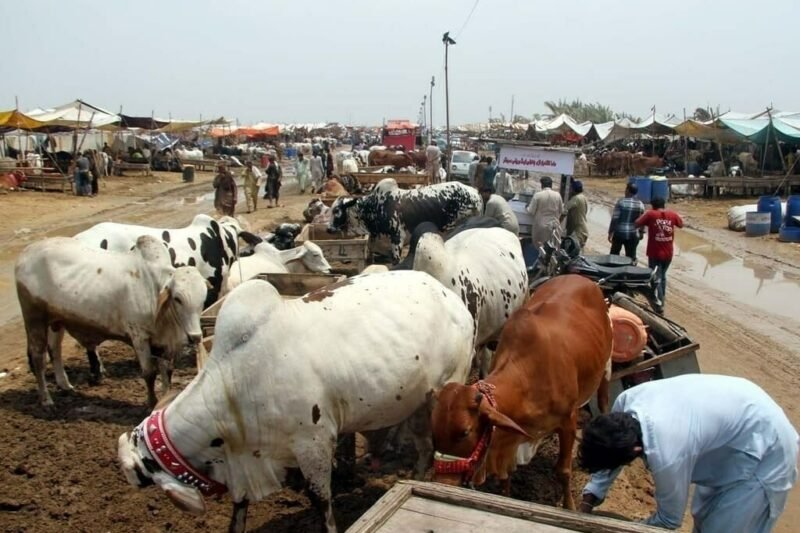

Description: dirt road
[0,173,797,531]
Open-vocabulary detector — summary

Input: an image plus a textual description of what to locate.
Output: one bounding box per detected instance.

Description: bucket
[609,305,648,363]
[786,195,800,228]
[182,164,195,183]
[634,176,652,203]
[650,176,669,202]
[745,212,771,237]
[757,195,782,233]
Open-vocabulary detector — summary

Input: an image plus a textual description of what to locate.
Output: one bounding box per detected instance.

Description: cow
[303,198,331,223]
[413,227,528,377]
[367,149,414,168]
[430,275,613,510]
[175,147,203,160]
[407,150,428,170]
[0,171,26,191]
[74,214,242,308]
[327,178,483,263]
[738,152,758,174]
[225,241,331,292]
[354,150,370,166]
[15,236,208,407]
[631,155,664,175]
[117,271,476,533]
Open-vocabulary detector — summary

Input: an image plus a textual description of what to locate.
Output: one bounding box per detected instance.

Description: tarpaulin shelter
[26,99,120,131]
[0,110,47,132]
[234,123,281,138]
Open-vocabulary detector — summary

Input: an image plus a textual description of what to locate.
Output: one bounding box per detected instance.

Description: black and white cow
[327,178,483,263]
[75,214,242,308]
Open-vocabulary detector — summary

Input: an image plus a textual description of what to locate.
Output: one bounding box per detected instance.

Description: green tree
[542,99,637,123]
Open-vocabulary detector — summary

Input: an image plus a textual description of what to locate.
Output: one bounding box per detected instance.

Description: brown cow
[407,150,428,170]
[430,275,613,510]
[631,155,663,175]
[367,149,414,168]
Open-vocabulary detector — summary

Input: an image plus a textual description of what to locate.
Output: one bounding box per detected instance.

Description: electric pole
[429,76,435,144]
[443,32,456,164]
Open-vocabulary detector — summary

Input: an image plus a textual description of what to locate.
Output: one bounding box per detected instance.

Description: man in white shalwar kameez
[579,374,798,532]
[526,176,563,246]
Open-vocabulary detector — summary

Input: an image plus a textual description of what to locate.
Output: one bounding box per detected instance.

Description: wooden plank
[348,481,661,533]
[403,482,661,533]
[347,483,414,533]
[611,343,700,381]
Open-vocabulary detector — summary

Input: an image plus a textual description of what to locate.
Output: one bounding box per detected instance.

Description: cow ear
[478,400,532,440]
[157,285,171,316]
[238,231,262,247]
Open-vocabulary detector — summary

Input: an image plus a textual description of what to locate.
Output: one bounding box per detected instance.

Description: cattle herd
[14,177,615,532]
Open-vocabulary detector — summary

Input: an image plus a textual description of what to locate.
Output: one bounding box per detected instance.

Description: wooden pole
[683,108,689,176]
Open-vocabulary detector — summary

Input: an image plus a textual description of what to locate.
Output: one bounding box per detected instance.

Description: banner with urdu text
[497,145,575,175]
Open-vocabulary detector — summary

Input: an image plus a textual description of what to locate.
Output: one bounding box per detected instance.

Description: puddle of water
[587,206,800,321]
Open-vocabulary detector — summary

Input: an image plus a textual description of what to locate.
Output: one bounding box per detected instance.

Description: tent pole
[770,110,786,174]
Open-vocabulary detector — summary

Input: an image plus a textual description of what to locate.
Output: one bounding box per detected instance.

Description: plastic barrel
[757,195,782,233]
[182,164,195,183]
[745,212,771,237]
[786,195,800,228]
[651,176,670,202]
[779,225,800,242]
[635,176,653,204]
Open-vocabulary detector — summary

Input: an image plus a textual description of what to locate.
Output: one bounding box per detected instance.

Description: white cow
[414,227,528,376]
[118,271,475,532]
[175,147,203,160]
[225,241,331,292]
[75,214,243,307]
[15,236,208,407]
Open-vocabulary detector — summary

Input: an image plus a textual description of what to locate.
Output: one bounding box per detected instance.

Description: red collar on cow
[433,381,497,482]
[142,409,228,498]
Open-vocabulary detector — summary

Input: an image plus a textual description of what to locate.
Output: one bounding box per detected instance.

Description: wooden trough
[354,172,430,191]
[297,223,370,274]
[347,481,661,533]
[200,272,345,338]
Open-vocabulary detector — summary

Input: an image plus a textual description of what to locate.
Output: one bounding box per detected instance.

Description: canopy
[26,99,120,130]
[234,122,280,137]
[385,119,417,131]
[0,109,47,131]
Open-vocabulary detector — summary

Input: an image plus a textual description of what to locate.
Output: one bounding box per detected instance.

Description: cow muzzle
[187,333,202,345]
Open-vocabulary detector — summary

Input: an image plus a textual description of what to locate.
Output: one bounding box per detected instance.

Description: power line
[454,0,480,40]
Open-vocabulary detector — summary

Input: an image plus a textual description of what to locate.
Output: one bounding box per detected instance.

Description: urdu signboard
[497,145,575,175]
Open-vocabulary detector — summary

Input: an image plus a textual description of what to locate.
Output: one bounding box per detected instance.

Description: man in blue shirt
[579,374,798,532]
[608,183,645,263]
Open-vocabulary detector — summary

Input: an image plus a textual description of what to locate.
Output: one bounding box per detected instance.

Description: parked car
[449,150,478,182]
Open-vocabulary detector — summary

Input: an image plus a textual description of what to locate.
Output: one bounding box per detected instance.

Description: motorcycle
[522,231,663,312]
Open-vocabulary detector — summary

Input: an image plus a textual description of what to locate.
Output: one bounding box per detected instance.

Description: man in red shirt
[635,196,683,313]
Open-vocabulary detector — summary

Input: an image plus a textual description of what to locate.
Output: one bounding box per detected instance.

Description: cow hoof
[89,375,103,386]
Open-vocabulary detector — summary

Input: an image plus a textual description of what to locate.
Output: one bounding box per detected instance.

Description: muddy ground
[0,169,797,531]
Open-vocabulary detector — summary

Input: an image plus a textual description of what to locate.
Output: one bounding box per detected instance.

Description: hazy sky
[1,0,796,126]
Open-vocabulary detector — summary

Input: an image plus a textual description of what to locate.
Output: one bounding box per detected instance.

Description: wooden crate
[20,174,73,193]
[297,223,369,274]
[200,272,345,337]
[347,481,660,533]
[355,172,430,190]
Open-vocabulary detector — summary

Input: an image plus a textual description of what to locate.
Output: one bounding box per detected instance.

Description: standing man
[564,179,588,247]
[241,159,262,213]
[608,183,646,263]
[310,151,324,193]
[483,156,498,190]
[75,151,91,196]
[526,176,564,246]
[213,163,237,216]
[635,196,683,313]
[325,149,334,178]
[263,155,282,208]
[467,154,480,187]
[480,186,519,235]
[295,152,310,193]
[579,374,798,532]
[425,140,442,184]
